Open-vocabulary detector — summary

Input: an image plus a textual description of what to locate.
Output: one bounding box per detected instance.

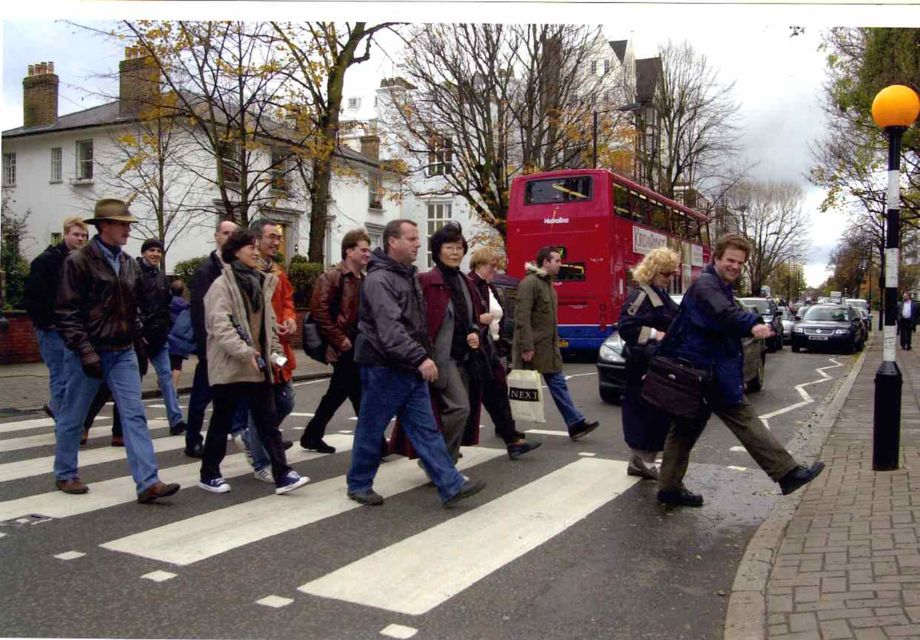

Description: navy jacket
[190,251,224,356]
[24,243,70,330]
[168,296,196,358]
[660,264,761,406]
[618,284,679,380]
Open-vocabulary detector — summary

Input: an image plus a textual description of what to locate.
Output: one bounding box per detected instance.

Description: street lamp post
[870,84,920,471]
[592,102,641,169]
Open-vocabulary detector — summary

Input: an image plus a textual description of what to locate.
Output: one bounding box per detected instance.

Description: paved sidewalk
[0,354,332,415]
[727,337,920,640]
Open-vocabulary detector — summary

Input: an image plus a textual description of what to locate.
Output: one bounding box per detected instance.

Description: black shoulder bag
[302,271,344,364]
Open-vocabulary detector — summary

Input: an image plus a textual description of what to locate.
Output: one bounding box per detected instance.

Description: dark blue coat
[660,264,761,406]
[168,296,196,359]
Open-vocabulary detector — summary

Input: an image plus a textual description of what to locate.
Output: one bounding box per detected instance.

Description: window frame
[426,201,453,267]
[426,136,453,177]
[50,147,62,183]
[2,152,15,187]
[75,139,94,181]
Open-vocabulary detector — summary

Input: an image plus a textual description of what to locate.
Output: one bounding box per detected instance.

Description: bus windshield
[525,176,593,205]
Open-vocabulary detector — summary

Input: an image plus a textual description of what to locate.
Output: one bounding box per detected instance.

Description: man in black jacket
[184,219,238,457]
[346,219,485,508]
[24,216,89,417]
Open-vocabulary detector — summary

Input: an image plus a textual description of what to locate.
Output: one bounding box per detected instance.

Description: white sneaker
[253,467,273,484]
[198,477,231,493]
[231,433,254,468]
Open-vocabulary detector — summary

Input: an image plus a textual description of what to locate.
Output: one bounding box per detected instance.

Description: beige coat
[512,263,563,373]
[204,264,281,385]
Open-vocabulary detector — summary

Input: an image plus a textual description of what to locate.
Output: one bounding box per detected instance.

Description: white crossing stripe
[299,458,637,615]
[0,417,61,434]
[0,419,170,454]
[54,551,85,560]
[256,595,294,608]
[99,446,505,565]
[0,433,354,521]
[141,570,176,582]
[380,624,418,639]
[524,429,568,437]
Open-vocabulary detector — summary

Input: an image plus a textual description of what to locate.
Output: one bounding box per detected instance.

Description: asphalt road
[0,347,853,640]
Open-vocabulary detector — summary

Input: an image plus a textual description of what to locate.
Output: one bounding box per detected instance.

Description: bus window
[557,262,586,282]
[649,198,670,232]
[613,184,630,218]
[525,176,593,205]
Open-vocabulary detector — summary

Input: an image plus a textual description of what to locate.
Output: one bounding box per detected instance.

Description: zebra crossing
[0,396,647,629]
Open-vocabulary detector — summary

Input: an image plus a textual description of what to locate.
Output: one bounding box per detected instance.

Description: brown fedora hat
[84,198,138,225]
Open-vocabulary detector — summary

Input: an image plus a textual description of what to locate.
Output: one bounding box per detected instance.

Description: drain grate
[0,513,54,528]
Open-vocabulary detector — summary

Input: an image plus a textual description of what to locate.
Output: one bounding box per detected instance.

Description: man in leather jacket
[53,198,180,503]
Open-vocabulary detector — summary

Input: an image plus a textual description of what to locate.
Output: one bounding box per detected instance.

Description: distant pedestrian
[301,228,372,454]
[898,291,918,350]
[24,216,89,419]
[617,247,681,480]
[512,246,599,440]
[54,198,180,502]
[346,219,485,507]
[656,234,824,507]
[167,279,195,390]
[198,227,308,495]
[468,246,540,459]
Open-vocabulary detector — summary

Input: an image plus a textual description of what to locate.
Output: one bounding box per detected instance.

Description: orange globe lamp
[871,84,920,129]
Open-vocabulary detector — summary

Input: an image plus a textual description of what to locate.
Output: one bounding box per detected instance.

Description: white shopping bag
[507,369,545,424]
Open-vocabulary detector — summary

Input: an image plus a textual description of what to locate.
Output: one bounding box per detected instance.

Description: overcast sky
[3,3,919,287]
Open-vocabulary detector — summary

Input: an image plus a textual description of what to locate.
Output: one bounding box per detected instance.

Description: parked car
[845,298,872,328]
[739,297,784,352]
[778,307,795,344]
[598,295,766,403]
[791,304,865,353]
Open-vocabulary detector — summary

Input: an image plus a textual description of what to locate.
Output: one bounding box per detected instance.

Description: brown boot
[55,478,89,494]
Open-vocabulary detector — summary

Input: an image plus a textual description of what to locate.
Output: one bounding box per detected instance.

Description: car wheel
[747,355,765,392]
[600,387,622,405]
[792,343,801,353]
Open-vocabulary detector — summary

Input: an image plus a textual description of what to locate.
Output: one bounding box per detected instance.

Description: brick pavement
[734,338,920,640]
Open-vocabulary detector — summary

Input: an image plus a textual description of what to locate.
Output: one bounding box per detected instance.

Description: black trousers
[304,350,362,443]
[201,382,291,483]
[899,318,914,349]
[84,385,123,437]
[480,363,522,445]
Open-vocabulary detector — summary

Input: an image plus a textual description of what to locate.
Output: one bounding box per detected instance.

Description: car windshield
[739,299,771,314]
[846,299,868,311]
[803,307,849,322]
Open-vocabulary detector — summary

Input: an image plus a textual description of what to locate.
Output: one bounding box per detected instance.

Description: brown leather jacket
[56,237,143,360]
[308,262,363,364]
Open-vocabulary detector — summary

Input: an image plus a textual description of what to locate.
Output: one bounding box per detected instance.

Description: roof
[635,57,662,104]
[608,40,628,64]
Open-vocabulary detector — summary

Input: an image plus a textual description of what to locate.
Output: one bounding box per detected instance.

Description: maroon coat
[388,266,485,458]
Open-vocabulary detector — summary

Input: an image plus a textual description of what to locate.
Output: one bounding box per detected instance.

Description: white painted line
[0,419,170,454]
[524,429,568,437]
[563,372,598,381]
[578,452,597,457]
[288,412,315,417]
[256,595,294,608]
[348,417,359,421]
[0,433,355,521]
[0,417,59,434]
[54,551,85,561]
[292,378,332,387]
[729,446,746,453]
[99,447,505,566]
[380,624,418,639]
[15,517,31,524]
[338,430,353,435]
[299,458,637,615]
[756,357,844,425]
[727,466,749,472]
[0,532,6,538]
[141,570,177,582]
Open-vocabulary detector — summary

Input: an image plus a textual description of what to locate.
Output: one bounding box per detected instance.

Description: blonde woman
[617,247,681,479]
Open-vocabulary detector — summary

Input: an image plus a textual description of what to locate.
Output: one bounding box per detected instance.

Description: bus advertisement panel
[506,168,711,351]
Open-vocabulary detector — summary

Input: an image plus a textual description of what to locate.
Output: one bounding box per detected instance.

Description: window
[270,148,290,193]
[75,140,93,181]
[604,59,611,74]
[50,147,62,183]
[427,136,453,177]
[368,174,383,210]
[426,202,452,267]
[524,176,593,205]
[348,97,361,110]
[589,60,597,75]
[50,232,62,245]
[2,153,15,187]
[366,223,384,249]
[218,140,240,186]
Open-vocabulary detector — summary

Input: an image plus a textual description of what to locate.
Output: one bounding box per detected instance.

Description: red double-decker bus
[505,168,711,351]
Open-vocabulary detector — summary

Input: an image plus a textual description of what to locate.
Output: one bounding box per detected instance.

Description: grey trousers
[433,359,470,462]
[659,396,799,491]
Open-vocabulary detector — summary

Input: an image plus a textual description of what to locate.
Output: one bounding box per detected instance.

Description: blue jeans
[543,372,585,428]
[347,366,465,503]
[148,343,183,427]
[235,381,295,471]
[55,348,160,493]
[36,328,67,416]
[186,357,211,448]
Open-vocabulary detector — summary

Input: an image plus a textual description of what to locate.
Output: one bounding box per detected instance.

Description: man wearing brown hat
[53,198,180,502]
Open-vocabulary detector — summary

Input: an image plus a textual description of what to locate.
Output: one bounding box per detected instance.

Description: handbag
[301,313,328,364]
[507,368,545,424]
[641,356,710,419]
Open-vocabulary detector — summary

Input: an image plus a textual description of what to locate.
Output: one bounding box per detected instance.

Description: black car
[597,296,766,403]
[791,304,865,353]
[739,297,784,352]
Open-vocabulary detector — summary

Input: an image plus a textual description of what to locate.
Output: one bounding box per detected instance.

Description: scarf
[231,260,263,313]
[440,265,472,361]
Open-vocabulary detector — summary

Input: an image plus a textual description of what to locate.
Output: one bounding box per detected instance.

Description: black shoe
[779,461,825,496]
[303,439,336,454]
[169,421,187,436]
[657,488,704,507]
[42,404,54,419]
[569,419,600,441]
[347,489,384,506]
[184,442,204,458]
[507,441,541,460]
[443,478,486,507]
[283,440,293,451]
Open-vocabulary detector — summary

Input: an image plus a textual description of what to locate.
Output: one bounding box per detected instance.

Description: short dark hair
[713,233,752,260]
[429,221,467,266]
[536,246,560,268]
[170,279,186,297]
[383,219,417,255]
[341,228,372,260]
[221,228,258,264]
[249,218,278,238]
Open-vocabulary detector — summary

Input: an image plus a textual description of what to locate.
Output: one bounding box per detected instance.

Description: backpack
[302,269,345,364]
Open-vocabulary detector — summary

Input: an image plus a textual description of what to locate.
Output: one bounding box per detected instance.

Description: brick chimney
[360,135,380,161]
[119,46,160,117]
[23,61,58,128]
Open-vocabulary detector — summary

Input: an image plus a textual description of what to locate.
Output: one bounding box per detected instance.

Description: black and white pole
[871,85,919,471]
